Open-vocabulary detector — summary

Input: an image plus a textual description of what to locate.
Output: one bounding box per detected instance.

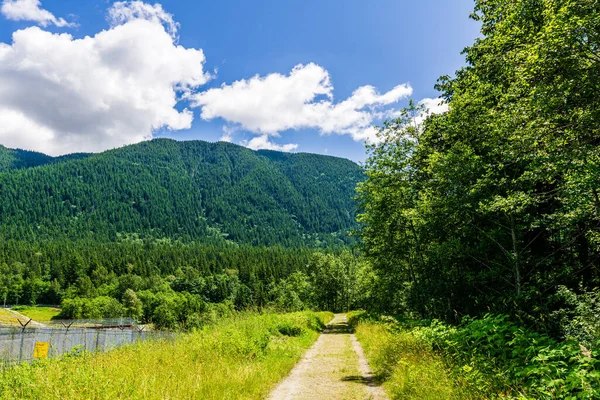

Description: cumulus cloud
[1,0,75,27]
[0,1,210,155]
[192,63,412,148]
[243,135,298,152]
[420,97,448,115]
[414,97,449,125]
[108,1,178,40]
[219,125,239,143]
[0,1,425,155]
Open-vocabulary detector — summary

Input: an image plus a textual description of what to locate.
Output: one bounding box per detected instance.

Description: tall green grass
[0,311,333,399]
[350,311,600,399]
[353,320,472,399]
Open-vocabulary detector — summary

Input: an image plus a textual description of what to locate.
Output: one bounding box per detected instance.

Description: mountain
[0,145,90,172]
[0,139,363,247]
[0,145,54,171]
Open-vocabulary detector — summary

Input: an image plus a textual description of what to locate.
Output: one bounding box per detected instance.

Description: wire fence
[44,317,139,329]
[0,319,173,366]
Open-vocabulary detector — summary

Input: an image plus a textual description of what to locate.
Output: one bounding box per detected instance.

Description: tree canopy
[357,0,600,331]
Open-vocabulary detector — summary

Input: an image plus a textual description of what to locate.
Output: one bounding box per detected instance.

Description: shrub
[354,322,464,399]
[355,313,600,398]
[551,286,600,350]
[152,304,178,330]
[276,321,303,337]
[347,310,373,326]
[414,314,600,398]
[58,296,125,319]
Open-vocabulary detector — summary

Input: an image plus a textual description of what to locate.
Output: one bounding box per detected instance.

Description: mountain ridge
[0,139,363,247]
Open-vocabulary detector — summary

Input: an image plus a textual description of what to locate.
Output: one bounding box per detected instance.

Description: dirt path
[267,314,388,400]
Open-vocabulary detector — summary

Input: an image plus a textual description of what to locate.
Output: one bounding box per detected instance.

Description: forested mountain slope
[0,139,362,247]
[0,145,90,172]
[0,145,54,172]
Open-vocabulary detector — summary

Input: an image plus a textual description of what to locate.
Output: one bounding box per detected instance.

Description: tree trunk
[509,213,521,297]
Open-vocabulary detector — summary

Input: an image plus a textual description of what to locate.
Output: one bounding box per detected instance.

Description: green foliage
[266,251,374,313]
[276,321,303,337]
[0,239,327,323]
[142,291,209,330]
[551,286,600,350]
[354,2,600,396]
[0,145,55,172]
[356,314,600,399]
[416,315,600,399]
[269,271,314,312]
[357,0,600,328]
[151,304,178,330]
[354,319,469,399]
[307,251,373,312]
[59,296,125,319]
[347,310,373,327]
[122,289,143,321]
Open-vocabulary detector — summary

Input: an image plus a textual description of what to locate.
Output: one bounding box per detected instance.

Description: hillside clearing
[10,307,61,323]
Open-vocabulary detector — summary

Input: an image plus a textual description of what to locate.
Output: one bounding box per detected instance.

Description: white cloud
[219,125,238,143]
[1,0,75,27]
[192,63,412,147]
[420,97,448,115]
[0,1,427,156]
[414,97,449,125]
[0,108,55,149]
[108,1,178,40]
[243,135,298,152]
[0,2,210,155]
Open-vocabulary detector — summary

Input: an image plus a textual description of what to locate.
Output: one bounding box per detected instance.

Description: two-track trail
[267,314,388,400]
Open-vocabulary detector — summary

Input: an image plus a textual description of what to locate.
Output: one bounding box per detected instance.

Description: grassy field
[0,311,333,399]
[349,312,474,400]
[11,306,61,322]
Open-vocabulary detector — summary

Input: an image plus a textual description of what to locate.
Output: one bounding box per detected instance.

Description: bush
[276,321,303,337]
[414,314,600,398]
[152,304,178,330]
[355,313,600,398]
[551,286,600,350]
[58,296,125,319]
[347,310,373,327]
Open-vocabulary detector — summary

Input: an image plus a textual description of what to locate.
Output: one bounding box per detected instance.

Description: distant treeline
[0,240,302,323]
[0,239,371,329]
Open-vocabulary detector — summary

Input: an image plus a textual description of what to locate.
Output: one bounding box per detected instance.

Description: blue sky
[0,0,480,162]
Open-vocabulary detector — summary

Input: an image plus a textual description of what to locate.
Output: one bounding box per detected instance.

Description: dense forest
[0,239,369,329]
[0,139,362,246]
[351,1,600,396]
[0,140,364,327]
[358,0,600,329]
